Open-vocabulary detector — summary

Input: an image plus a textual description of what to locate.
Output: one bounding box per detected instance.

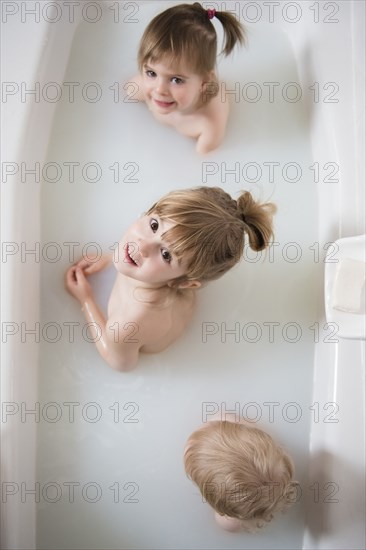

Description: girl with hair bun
[130,2,245,153]
[65,187,275,371]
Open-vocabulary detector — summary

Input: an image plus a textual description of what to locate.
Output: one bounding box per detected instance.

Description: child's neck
[122,272,177,304]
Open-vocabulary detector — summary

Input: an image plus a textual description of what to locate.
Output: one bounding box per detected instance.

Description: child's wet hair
[138,2,245,76]
[184,421,299,531]
[146,186,276,287]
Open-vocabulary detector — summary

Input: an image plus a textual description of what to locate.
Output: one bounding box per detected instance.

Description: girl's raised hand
[74,254,113,276]
[65,264,94,304]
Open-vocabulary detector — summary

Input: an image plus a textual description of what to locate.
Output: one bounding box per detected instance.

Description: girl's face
[141,58,207,115]
[113,215,188,287]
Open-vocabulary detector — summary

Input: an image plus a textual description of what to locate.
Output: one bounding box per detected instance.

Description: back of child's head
[146,186,276,287]
[184,420,298,531]
[138,3,245,75]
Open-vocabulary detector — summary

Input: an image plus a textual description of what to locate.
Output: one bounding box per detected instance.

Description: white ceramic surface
[325,235,366,339]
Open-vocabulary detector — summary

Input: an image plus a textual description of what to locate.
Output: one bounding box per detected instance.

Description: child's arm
[65,265,140,371]
[195,95,229,154]
[196,131,222,154]
[196,119,226,155]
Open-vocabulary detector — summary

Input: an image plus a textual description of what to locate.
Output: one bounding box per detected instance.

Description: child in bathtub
[130,3,245,154]
[65,187,275,371]
[184,414,299,532]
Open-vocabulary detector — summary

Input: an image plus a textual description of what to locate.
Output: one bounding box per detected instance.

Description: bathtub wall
[278,2,365,549]
[1,7,82,549]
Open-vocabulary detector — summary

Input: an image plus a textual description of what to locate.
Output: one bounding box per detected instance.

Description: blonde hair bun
[237,191,277,252]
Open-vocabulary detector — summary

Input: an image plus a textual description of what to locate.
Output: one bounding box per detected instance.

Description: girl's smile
[153,98,176,109]
[125,244,140,266]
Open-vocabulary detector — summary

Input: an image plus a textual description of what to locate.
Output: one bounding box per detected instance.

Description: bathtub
[1,1,365,549]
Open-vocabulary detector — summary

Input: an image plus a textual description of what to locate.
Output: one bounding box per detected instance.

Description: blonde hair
[146,186,276,287]
[184,421,299,531]
[138,2,245,76]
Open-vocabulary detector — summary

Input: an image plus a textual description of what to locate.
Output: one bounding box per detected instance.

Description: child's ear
[201,76,219,98]
[201,70,215,88]
[178,279,201,289]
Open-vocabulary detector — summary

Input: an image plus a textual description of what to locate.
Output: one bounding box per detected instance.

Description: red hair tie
[207,8,216,20]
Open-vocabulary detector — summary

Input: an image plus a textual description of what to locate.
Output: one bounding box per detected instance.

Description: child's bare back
[107,266,195,355]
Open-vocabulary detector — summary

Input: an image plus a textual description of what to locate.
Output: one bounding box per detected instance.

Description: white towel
[332,258,366,313]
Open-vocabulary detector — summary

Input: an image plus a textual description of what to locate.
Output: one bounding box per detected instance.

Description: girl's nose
[155,78,168,95]
[138,239,150,258]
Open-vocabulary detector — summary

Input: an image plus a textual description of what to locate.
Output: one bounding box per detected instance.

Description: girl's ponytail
[213,10,245,55]
[237,192,276,251]
[193,3,245,56]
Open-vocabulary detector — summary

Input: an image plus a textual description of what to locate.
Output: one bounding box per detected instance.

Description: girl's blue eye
[161,248,172,263]
[150,218,159,232]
